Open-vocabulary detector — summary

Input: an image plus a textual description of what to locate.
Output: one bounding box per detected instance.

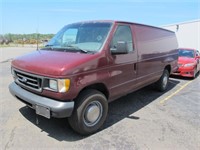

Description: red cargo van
[9,20,178,135]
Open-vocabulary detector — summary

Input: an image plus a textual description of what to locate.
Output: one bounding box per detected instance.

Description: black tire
[68,89,108,135]
[156,69,169,92]
[193,67,197,79]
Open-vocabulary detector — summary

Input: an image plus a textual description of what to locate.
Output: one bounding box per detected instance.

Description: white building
[162,20,200,50]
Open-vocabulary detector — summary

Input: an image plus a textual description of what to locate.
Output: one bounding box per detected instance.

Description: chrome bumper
[9,82,74,118]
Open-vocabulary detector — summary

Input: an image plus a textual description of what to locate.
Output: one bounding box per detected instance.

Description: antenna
[36,27,39,50]
[36,17,39,50]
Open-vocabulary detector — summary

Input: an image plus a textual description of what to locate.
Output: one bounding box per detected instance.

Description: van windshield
[42,22,112,53]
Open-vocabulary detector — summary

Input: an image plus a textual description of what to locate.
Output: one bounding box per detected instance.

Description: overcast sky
[0,0,199,34]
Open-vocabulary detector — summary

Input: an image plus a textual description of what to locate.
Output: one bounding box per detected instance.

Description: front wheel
[68,89,108,135]
[156,69,169,92]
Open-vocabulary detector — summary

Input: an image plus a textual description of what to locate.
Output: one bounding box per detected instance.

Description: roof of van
[72,20,175,33]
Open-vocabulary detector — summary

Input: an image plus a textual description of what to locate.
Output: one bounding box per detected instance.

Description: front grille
[14,69,43,92]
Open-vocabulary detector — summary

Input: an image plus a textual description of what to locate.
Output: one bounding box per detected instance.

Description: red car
[173,48,200,78]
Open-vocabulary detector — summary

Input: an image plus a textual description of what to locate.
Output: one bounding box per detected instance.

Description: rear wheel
[68,89,108,135]
[156,69,169,92]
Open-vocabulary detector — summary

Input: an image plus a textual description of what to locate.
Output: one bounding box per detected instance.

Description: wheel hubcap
[84,101,103,127]
[163,75,168,88]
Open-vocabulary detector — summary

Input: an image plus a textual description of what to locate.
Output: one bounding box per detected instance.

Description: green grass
[0,43,44,48]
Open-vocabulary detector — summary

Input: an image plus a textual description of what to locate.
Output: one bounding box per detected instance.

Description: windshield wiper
[45,44,54,47]
[65,45,88,53]
[41,45,89,53]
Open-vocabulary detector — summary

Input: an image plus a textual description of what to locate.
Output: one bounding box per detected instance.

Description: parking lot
[0,47,200,150]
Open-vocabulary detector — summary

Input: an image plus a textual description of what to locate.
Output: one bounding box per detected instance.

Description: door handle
[134,63,137,74]
[134,63,136,70]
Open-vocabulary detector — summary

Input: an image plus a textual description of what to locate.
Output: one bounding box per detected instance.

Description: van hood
[12,50,102,77]
[178,57,195,64]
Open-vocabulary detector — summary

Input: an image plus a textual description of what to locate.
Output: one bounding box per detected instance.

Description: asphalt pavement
[0,47,200,150]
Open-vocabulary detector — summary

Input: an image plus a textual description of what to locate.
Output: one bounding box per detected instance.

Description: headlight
[49,80,58,91]
[58,79,70,92]
[184,63,195,67]
[49,79,70,92]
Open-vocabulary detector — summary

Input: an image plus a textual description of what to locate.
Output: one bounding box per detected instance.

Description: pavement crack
[4,127,16,150]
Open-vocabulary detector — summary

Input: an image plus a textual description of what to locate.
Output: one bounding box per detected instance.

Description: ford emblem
[21,77,27,83]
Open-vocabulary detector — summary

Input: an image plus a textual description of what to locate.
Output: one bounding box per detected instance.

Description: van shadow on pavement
[19,78,180,141]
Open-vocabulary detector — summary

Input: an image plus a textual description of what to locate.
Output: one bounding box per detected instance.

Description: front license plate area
[36,105,50,119]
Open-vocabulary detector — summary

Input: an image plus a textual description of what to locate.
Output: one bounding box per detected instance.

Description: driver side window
[110,25,134,52]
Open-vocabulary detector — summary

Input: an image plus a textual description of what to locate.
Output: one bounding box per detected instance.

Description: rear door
[107,23,138,100]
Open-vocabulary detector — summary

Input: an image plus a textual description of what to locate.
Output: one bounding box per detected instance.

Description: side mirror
[196,55,200,59]
[111,41,128,55]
